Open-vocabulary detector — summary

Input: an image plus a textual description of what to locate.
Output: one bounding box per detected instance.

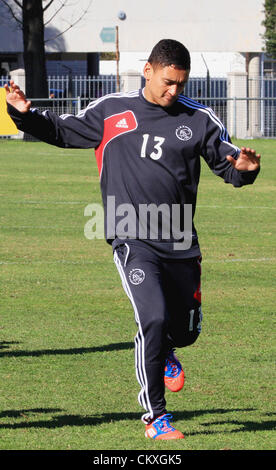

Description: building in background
[0,0,270,77]
[0,0,275,138]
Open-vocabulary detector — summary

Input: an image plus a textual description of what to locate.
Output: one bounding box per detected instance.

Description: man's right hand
[4,80,31,113]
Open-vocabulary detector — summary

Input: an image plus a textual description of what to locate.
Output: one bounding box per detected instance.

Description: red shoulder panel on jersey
[95,110,138,177]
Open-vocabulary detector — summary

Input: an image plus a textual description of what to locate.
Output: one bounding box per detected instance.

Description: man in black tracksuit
[5,39,260,440]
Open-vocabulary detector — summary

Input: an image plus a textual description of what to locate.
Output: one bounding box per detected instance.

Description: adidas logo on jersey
[115,118,128,128]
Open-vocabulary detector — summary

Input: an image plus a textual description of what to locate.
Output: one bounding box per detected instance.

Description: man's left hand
[226,147,261,171]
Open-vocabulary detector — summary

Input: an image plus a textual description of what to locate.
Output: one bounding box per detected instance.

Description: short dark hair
[148,39,191,70]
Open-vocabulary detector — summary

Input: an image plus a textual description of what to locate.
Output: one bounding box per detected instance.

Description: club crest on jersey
[129,268,145,285]
[176,125,193,141]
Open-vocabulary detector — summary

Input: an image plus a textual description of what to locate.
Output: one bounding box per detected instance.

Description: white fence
[48,74,118,101]
[1,74,276,138]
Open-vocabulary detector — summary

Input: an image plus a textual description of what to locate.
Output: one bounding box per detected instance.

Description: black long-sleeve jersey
[7,89,260,258]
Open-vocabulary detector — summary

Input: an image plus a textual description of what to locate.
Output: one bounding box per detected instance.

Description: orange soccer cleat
[164,349,185,392]
[145,413,184,440]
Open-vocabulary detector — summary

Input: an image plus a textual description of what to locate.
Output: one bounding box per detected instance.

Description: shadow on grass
[173,411,276,435]
[0,341,21,350]
[0,408,275,435]
[0,409,63,419]
[0,341,134,358]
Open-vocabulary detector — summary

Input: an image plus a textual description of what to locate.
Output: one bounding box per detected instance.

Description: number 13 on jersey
[140,134,165,160]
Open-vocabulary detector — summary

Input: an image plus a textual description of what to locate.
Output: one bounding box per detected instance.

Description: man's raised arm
[5,81,103,149]
[4,80,32,113]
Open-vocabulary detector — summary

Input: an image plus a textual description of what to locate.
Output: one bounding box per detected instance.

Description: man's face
[143,62,189,107]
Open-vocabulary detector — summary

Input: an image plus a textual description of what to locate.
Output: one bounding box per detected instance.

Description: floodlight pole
[116,26,120,92]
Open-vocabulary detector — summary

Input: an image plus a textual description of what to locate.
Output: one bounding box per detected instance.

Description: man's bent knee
[170,306,203,348]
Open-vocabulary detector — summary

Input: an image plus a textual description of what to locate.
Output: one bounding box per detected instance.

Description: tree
[262,0,276,59]
[2,0,92,98]
[23,0,48,99]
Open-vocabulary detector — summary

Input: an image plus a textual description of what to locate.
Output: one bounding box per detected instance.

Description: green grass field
[0,139,275,451]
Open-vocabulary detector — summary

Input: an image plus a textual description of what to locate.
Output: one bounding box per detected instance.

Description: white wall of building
[0,0,265,54]
[42,0,265,53]
[100,51,247,77]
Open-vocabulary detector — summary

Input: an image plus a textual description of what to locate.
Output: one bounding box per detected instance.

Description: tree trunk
[22,0,48,98]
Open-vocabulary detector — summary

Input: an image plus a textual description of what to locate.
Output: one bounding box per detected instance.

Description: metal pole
[77,96,81,114]
[260,52,264,136]
[234,97,237,139]
[201,54,210,99]
[116,26,120,92]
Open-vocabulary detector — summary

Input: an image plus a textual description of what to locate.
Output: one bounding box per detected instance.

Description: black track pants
[113,242,202,423]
